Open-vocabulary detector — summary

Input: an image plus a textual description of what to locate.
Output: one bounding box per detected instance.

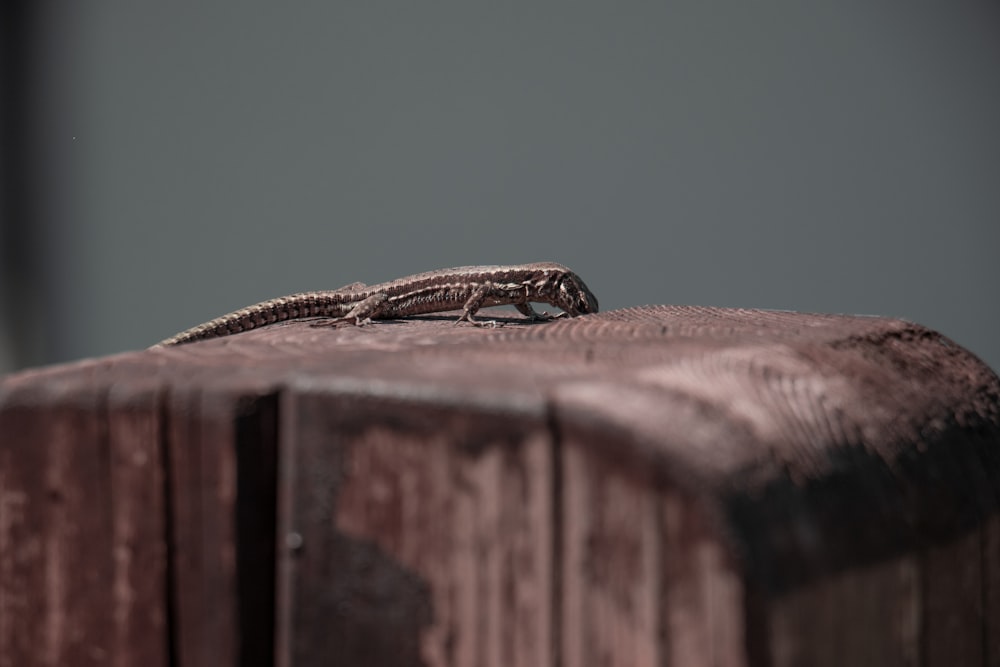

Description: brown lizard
[152,262,598,346]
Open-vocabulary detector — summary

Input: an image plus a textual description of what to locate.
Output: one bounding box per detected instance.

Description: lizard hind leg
[311,292,390,328]
[341,292,390,325]
[456,283,493,325]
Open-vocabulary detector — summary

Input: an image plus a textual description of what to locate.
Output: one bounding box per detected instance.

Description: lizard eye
[574,287,597,314]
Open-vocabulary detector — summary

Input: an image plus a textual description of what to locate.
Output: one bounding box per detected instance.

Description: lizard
[152,262,599,347]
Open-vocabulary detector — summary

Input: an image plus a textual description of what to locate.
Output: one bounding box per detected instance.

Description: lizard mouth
[557,275,598,315]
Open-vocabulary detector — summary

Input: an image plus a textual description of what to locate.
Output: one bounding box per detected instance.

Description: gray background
[3,1,999,373]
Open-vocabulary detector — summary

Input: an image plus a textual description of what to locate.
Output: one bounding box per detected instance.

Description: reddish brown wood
[2,384,113,666]
[1,305,998,666]
[766,554,921,666]
[165,388,241,667]
[559,444,665,666]
[0,380,168,667]
[985,514,1000,664]
[165,388,277,667]
[105,383,169,667]
[276,389,553,667]
[923,531,983,666]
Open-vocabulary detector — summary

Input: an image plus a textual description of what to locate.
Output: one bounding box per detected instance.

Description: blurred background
[2,1,998,374]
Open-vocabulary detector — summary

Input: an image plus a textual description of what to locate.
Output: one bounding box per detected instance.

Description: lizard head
[553,270,599,316]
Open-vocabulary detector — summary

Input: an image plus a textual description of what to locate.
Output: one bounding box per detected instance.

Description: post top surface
[6,305,998,486]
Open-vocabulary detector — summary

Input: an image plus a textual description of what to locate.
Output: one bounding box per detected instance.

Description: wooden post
[2,306,998,666]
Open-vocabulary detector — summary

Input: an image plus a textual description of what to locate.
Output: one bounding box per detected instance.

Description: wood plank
[660,492,746,667]
[277,384,553,667]
[165,387,235,667]
[2,305,998,666]
[559,426,747,667]
[0,395,47,666]
[923,529,983,667]
[560,443,664,667]
[105,383,169,667]
[768,554,921,667]
[165,387,277,667]
[0,383,113,666]
[984,514,1000,666]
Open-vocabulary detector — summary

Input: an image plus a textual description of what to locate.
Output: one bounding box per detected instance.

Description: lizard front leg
[456,282,526,326]
[514,302,566,321]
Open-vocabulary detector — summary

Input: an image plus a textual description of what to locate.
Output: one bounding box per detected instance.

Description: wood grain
[105,382,169,667]
[2,305,998,666]
[0,380,168,666]
[277,387,553,667]
[165,388,277,667]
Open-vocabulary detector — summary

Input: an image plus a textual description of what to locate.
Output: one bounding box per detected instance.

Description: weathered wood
[165,388,271,667]
[985,514,1000,664]
[767,554,921,666]
[0,379,168,667]
[924,530,983,666]
[277,387,553,667]
[1,305,998,666]
[106,382,169,667]
[0,382,111,667]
